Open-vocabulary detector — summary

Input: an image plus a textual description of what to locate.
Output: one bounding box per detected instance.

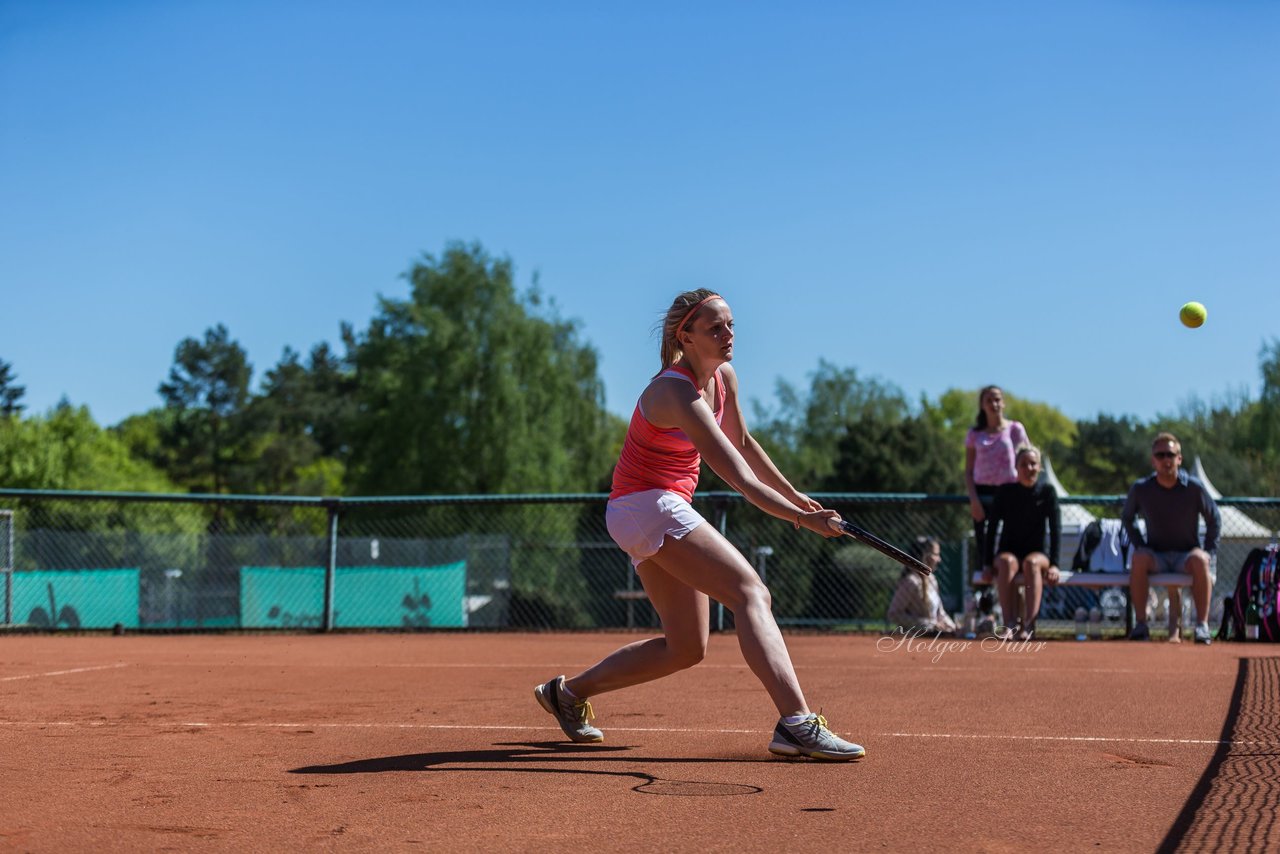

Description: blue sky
[2,1,1277,428]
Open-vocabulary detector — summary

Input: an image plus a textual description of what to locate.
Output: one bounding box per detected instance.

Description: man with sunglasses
[1121,433,1221,644]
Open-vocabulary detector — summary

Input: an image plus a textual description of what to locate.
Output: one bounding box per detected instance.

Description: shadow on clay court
[289,741,772,796]
[1158,657,1280,853]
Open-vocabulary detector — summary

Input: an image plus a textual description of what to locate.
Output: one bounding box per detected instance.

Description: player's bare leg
[555,524,863,759]
[565,563,710,697]
[643,524,806,716]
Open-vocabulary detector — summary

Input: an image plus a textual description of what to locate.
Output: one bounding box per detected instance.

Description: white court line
[175,722,765,735]
[402,664,1216,676]
[150,662,1191,676]
[2,718,1271,748]
[881,732,1265,747]
[0,721,110,727]
[0,663,128,682]
[171,723,1272,746]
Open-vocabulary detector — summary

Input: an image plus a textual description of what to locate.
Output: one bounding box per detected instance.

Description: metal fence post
[716,499,728,632]
[2,509,13,626]
[323,501,339,632]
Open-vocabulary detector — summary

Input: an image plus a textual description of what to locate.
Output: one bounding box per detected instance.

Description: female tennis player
[534,289,866,761]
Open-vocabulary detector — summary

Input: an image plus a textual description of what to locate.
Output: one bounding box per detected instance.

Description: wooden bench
[613,589,739,633]
[970,570,1193,633]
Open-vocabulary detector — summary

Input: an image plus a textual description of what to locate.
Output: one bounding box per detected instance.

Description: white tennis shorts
[606,489,706,567]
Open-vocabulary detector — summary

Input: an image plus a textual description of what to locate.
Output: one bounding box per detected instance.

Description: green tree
[0,404,205,579]
[750,361,910,489]
[822,412,962,494]
[248,349,324,497]
[241,341,357,496]
[0,359,25,417]
[1159,340,1280,497]
[1245,338,1280,492]
[1056,414,1150,494]
[113,408,170,472]
[156,324,254,494]
[346,242,615,494]
[0,402,174,491]
[256,338,357,459]
[1010,398,1077,465]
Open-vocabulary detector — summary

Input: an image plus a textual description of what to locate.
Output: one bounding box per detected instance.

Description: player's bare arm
[643,375,838,537]
[717,364,821,511]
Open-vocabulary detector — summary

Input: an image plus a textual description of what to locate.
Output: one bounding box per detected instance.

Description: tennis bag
[1218,544,1280,642]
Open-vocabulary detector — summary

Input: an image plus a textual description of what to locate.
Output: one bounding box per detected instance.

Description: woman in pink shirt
[533,288,866,761]
[964,385,1029,582]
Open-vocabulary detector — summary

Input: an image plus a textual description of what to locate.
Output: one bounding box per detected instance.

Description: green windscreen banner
[12,569,140,629]
[240,563,467,628]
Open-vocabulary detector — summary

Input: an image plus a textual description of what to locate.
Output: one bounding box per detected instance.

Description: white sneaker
[533,676,604,743]
[768,714,865,761]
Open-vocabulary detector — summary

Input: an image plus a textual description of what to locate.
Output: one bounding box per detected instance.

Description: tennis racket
[828,518,933,577]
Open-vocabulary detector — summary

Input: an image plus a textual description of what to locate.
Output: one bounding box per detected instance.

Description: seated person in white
[887,536,957,634]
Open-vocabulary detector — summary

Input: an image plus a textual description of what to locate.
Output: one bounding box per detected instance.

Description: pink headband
[676,294,722,335]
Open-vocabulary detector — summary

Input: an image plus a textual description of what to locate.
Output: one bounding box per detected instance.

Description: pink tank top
[609,365,726,502]
[965,420,1029,486]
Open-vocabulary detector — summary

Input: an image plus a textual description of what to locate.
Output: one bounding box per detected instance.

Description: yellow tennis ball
[1179,301,1206,328]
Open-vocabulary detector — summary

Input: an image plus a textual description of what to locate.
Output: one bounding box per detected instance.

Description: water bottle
[1246,598,1260,640]
[1074,607,1088,641]
[962,592,977,639]
[1088,606,1103,640]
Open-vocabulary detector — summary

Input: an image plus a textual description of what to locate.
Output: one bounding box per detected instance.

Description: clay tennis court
[2,632,1277,852]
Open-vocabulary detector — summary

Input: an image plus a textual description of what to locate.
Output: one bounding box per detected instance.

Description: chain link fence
[1,489,1276,633]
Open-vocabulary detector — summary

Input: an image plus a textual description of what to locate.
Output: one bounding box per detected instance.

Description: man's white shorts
[606,489,706,567]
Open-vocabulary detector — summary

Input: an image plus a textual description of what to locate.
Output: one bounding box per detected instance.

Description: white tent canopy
[1041,455,1096,531]
[1191,456,1273,539]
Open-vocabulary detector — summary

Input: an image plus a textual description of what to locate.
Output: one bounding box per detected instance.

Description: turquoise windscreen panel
[240,563,467,628]
[239,567,327,629]
[335,565,467,628]
[12,569,140,629]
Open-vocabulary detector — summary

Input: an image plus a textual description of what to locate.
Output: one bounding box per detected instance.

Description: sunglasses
[1153,451,1179,459]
